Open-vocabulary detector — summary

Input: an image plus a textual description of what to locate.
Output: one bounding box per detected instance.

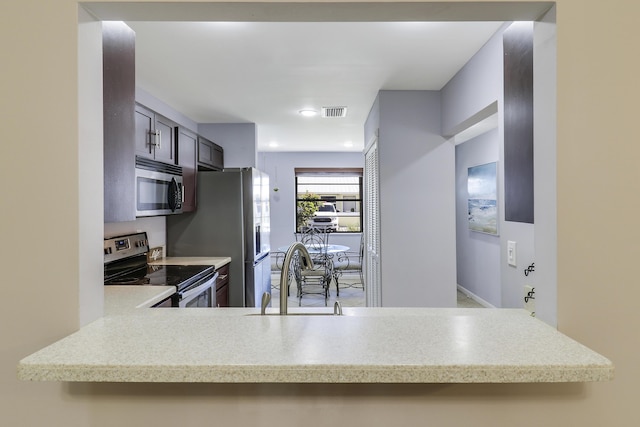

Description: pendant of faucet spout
[279,242,314,315]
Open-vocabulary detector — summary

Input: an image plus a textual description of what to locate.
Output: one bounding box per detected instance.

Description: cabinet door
[154,114,177,164]
[215,264,230,307]
[197,137,214,169]
[134,104,155,159]
[198,136,224,170]
[211,143,224,170]
[177,127,197,212]
[215,285,229,308]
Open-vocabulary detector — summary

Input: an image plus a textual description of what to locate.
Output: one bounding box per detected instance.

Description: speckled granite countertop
[18,288,613,383]
[149,256,231,269]
[104,286,176,315]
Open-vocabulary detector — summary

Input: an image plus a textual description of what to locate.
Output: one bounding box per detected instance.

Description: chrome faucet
[279,242,313,315]
[260,291,271,315]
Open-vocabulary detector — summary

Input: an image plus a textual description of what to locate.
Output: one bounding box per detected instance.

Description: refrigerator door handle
[253,251,270,266]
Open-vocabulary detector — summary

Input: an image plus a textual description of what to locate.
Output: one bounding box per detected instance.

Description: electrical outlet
[524,285,535,316]
[507,241,517,267]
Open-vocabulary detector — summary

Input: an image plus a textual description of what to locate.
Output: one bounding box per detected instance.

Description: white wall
[531,8,557,325]
[258,151,364,254]
[377,90,457,307]
[78,9,105,325]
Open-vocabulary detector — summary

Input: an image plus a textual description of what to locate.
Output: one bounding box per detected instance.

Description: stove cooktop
[104,263,215,290]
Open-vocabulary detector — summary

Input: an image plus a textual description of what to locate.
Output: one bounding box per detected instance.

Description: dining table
[277,244,350,254]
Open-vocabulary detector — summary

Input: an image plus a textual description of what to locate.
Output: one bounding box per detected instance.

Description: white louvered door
[364,137,381,307]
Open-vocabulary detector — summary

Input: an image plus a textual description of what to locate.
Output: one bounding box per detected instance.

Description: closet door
[364,138,381,307]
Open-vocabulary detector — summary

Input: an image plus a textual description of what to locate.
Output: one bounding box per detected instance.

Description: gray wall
[136,87,199,131]
[441,23,509,136]
[377,90,457,308]
[199,123,258,168]
[443,24,510,310]
[455,129,500,306]
[258,151,364,255]
[441,20,556,325]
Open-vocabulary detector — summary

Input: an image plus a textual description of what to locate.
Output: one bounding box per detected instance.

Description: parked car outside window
[308,202,339,231]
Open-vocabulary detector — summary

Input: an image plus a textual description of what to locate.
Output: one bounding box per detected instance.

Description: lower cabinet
[215,264,230,307]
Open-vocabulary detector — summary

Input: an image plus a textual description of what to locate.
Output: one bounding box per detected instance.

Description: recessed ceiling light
[269,141,279,148]
[298,109,317,117]
[344,141,353,147]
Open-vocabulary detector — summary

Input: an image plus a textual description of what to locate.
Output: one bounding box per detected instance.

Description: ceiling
[127,21,503,152]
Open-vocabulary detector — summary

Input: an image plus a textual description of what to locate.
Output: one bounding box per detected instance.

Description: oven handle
[179,272,218,301]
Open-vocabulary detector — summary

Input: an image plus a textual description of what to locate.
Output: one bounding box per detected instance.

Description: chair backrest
[297,227,333,269]
[298,227,331,250]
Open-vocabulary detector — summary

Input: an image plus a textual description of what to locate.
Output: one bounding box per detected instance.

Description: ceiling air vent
[322,106,347,118]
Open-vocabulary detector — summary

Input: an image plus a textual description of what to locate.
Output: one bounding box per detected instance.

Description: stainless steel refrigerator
[166,168,271,308]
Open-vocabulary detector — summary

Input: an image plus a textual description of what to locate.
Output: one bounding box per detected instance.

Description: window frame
[294,168,363,234]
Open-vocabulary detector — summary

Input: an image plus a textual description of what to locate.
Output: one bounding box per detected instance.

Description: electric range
[104,232,217,307]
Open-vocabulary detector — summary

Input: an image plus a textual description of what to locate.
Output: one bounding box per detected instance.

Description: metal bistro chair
[293,226,334,305]
[332,234,364,296]
[271,250,288,294]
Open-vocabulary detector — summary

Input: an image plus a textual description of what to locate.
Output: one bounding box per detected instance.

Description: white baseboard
[457,285,496,308]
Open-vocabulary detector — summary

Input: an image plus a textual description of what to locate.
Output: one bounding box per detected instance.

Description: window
[295,168,363,233]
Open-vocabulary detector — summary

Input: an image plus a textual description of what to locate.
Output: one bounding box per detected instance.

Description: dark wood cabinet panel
[503,22,534,224]
[197,136,224,171]
[135,103,177,164]
[215,264,230,307]
[134,103,154,158]
[216,285,229,308]
[154,114,177,164]
[176,126,197,212]
[103,22,136,223]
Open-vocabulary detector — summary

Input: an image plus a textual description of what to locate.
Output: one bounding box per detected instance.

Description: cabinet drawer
[215,264,229,290]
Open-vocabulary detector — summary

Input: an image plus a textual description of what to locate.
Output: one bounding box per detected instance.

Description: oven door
[178,272,218,308]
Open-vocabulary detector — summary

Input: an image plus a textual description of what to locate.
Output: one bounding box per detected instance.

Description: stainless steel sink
[253,292,343,316]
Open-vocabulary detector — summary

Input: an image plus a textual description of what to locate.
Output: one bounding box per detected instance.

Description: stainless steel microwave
[135,156,183,217]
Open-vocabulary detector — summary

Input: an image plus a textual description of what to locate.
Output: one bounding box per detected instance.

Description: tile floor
[269,272,485,309]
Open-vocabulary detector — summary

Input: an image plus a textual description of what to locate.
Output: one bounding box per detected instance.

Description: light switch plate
[507,240,517,267]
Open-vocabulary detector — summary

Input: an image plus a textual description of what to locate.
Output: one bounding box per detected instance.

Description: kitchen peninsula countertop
[18,288,613,384]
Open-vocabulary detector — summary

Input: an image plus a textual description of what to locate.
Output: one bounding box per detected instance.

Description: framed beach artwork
[467,162,498,235]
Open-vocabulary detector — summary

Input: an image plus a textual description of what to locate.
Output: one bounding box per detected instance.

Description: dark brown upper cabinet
[197,135,224,171]
[135,103,177,165]
[176,126,198,212]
